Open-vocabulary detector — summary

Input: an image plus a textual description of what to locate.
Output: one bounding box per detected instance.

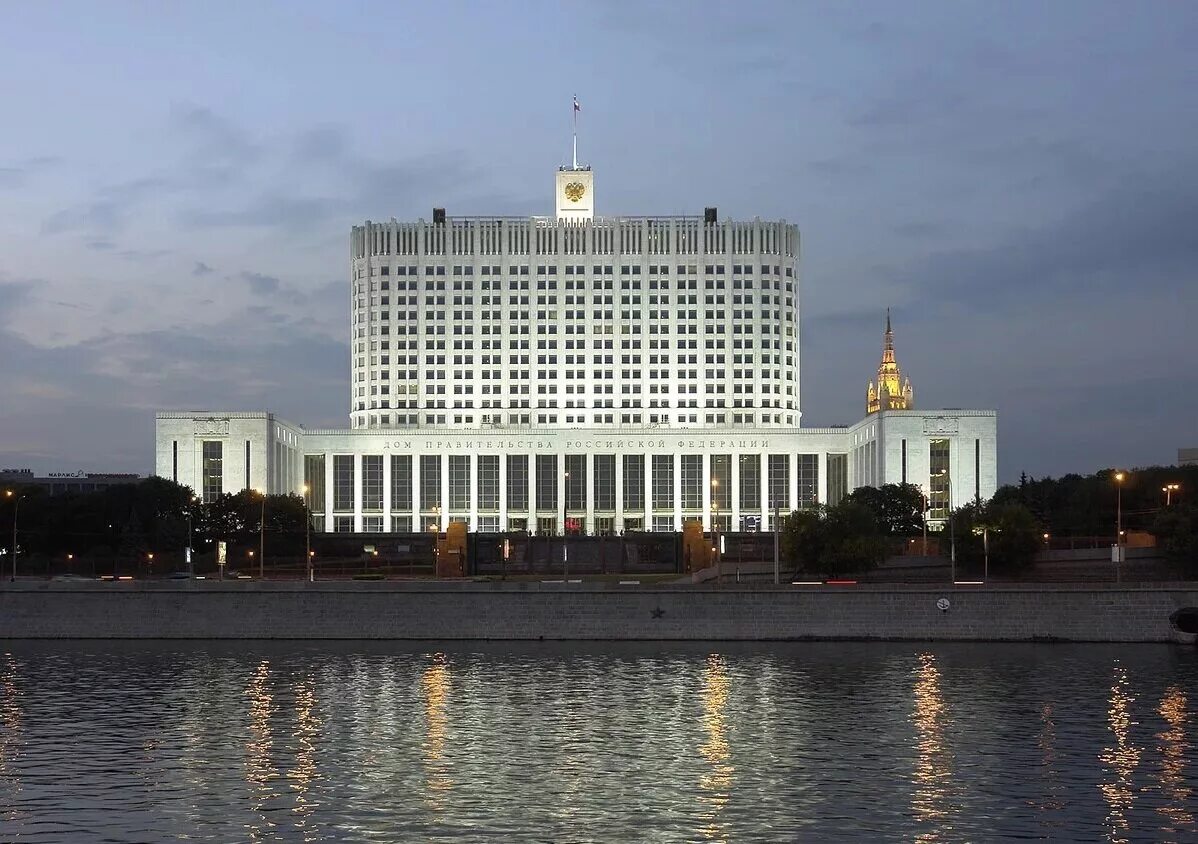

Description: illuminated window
[506,455,528,511]
[739,454,761,510]
[361,455,383,512]
[623,454,645,510]
[477,455,499,511]
[449,455,470,511]
[651,455,674,510]
[333,455,354,512]
[797,454,819,510]
[201,440,223,503]
[390,455,412,511]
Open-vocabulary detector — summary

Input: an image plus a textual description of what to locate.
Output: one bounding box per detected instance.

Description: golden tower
[867,309,914,413]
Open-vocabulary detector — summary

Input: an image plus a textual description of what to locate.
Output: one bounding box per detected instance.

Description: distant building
[0,468,142,496]
[1180,449,1198,466]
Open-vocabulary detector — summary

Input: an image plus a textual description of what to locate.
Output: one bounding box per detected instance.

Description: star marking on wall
[651,606,665,619]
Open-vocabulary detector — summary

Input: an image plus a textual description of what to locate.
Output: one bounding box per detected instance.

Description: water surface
[0,642,1194,842]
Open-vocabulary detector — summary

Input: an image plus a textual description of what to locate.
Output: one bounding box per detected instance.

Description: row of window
[358,264,794,279]
[302,453,831,515]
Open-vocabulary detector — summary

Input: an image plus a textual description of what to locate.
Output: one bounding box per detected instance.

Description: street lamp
[255,488,266,580]
[1163,483,1180,507]
[711,478,722,581]
[563,470,570,537]
[301,484,312,582]
[5,490,24,582]
[147,552,154,578]
[186,495,199,578]
[1114,471,1125,583]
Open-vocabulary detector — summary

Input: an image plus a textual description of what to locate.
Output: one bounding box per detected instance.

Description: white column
[701,453,712,530]
[672,452,682,532]
[643,454,652,530]
[469,453,479,532]
[759,452,770,532]
[528,454,537,534]
[498,454,508,531]
[788,452,799,514]
[818,452,828,506]
[439,453,449,531]
[382,453,392,533]
[323,451,334,532]
[585,452,595,535]
[614,455,624,531]
[353,453,363,533]
[558,453,566,536]
[731,452,741,530]
[410,455,420,533]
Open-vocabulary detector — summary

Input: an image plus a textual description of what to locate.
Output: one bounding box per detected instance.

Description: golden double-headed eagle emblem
[564,181,586,202]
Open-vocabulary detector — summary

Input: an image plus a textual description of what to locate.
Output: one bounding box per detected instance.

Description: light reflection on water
[0,642,1195,843]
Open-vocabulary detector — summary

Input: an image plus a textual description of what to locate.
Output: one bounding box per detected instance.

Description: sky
[1,0,1196,484]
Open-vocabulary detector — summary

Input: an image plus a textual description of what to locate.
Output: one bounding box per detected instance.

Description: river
[0,642,1194,842]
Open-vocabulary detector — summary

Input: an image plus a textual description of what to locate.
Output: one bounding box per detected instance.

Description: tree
[946,499,1041,575]
[781,500,890,578]
[846,483,926,535]
[1152,503,1198,577]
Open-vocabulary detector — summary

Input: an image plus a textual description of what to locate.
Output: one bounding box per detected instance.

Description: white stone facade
[154,162,999,533]
[155,409,996,534]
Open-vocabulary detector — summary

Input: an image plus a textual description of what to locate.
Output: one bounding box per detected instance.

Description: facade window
[739,454,761,510]
[651,455,673,510]
[710,454,731,510]
[361,455,383,512]
[420,455,441,511]
[506,455,528,511]
[535,455,558,511]
[929,439,951,519]
[826,454,848,506]
[478,515,499,532]
[593,454,616,511]
[796,454,819,510]
[449,455,470,511]
[623,454,644,510]
[478,455,499,511]
[391,515,412,532]
[565,454,586,511]
[333,455,354,512]
[767,454,789,511]
[651,515,673,532]
[202,440,223,503]
[362,515,383,532]
[304,454,325,512]
[390,454,412,511]
[680,455,703,510]
[334,516,354,533]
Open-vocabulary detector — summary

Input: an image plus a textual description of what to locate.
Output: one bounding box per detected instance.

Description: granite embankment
[2,581,1196,642]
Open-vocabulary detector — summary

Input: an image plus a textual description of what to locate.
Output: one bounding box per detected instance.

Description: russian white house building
[155,159,997,534]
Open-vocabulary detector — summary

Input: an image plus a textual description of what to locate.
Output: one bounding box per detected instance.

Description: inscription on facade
[376,438,774,452]
[922,417,960,435]
[194,418,230,436]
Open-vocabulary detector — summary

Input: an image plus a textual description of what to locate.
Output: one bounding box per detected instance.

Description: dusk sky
[1,1,1196,484]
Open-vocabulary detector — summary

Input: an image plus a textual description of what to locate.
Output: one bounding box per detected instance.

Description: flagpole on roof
[572,95,579,169]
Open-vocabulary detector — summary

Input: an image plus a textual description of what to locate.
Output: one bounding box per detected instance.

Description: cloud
[903,173,1198,308]
[241,271,281,295]
[0,156,61,190]
[192,261,214,276]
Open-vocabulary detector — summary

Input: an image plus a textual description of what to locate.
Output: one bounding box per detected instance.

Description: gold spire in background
[867,309,914,413]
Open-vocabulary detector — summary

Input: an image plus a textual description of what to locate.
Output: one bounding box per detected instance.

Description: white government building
[155,156,997,535]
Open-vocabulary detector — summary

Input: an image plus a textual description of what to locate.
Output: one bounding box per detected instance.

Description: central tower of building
[348,160,801,434]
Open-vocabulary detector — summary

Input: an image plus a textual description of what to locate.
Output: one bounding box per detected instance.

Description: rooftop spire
[867,308,914,414]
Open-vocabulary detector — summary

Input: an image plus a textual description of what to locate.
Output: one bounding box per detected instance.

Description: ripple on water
[0,642,1195,843]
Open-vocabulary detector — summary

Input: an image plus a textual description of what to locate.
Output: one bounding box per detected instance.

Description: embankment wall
[1,582,1196,642]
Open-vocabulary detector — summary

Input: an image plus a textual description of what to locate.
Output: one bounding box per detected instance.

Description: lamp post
[5,490,24,582]
[711,478,720,581]
[1114,471,1125,584]
[301,484,312,582]
[562,470,570,537]
[186,495,199,578]
[255,488,266,580]
[1163,483,1180,507]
